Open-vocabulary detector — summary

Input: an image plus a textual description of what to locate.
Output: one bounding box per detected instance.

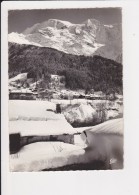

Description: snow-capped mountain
[8,18,122,62]
[8,32,42,47]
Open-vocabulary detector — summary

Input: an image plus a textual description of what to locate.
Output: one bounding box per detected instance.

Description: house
[9,90,36,100]
[94,91,104,96]
[50,75,66,90]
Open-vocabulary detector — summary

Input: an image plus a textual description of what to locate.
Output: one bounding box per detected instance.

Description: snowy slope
[8,32,42,47]
[80,118,123,135]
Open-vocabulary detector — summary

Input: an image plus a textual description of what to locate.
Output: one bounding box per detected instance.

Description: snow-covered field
[10,142,85,171]
[9,100,123,171]
[10,118,123,171]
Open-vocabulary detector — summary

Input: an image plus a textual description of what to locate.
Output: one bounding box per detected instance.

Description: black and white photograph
[8,7,124,171]
[2,1,139,195]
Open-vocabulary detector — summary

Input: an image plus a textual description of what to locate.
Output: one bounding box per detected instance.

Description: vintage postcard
[1,1,139,195]
[8,6,123,171]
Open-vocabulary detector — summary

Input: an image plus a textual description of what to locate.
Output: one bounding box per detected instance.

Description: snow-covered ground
[9,100,58,121]
[9,100,123,171]
[9,99,123,133]
[10,118,123,171]
[9,120,77,136]
[10,142,85,171]
[9,100,77,136]
[80,118,123,135]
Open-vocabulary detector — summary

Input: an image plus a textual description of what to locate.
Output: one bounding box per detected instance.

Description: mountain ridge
[8,18,122,62]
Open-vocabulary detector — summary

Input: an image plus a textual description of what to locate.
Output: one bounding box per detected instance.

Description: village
[9,73,121,101]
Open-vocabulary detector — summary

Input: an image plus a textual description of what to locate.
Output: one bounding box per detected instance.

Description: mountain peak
[8,18,122,62]
[47,19,72,27]
[83,18,101,27]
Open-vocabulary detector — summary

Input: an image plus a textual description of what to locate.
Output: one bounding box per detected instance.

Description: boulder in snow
[64,103,97,127]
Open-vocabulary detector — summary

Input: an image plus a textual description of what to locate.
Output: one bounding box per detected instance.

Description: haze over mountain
[8,18,122,62]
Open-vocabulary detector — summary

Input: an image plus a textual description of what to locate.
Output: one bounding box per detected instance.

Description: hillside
[8,42,122,94]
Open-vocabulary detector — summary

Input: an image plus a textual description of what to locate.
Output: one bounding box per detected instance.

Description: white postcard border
[1,1,139,195]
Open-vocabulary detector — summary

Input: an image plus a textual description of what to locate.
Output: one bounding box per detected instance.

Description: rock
[107,109,119,120]
[64,103,97,127]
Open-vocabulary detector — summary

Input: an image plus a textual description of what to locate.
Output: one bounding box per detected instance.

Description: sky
[8,8,122,33]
